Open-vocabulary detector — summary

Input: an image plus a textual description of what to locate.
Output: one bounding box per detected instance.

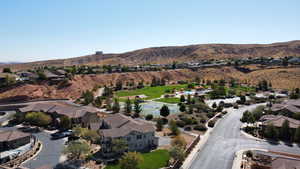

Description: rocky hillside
[1,40,300,71]
[1,66,299,102]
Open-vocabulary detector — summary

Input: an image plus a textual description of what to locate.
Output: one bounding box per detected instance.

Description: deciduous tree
[124,98,132,116]
[63,140,91,160]
[119,152,143,169]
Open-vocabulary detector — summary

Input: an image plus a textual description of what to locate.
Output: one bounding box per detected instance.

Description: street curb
[21,140,43,166]
[240,129,265,142]
[181,112,225,169]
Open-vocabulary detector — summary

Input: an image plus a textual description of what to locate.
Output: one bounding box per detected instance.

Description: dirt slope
[1,66,299,101]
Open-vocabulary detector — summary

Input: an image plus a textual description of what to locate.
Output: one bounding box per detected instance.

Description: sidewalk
[181,112,226,169]
[181,128,212,169]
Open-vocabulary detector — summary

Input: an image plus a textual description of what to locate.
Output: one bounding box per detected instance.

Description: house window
[137,135,142,140]
[127,137,131,142]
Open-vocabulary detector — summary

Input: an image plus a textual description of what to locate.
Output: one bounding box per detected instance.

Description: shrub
[208,120,216,127]
[194,124,207,131]
[245,151,253,158]
[145,114,153,121]
[25,112,52,127]
[199,118,207,124]
[171,135,187,148]
[169,120,180,135]
[165,89,171,93]
[207,112,215,118]
[233,104,239,109]
[217,114,223,118]
[222,111,228,115]
[156,118,164,131]
[176,120,186,128]
[180,116,193,125]
[161,118,168,125]
[184,126,192,131]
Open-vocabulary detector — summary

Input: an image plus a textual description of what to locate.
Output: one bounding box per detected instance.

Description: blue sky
[0,0,299,62]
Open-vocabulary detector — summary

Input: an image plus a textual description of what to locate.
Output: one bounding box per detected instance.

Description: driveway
[22,131,66,169]
[0,126,66,169]
[189,104,300,169]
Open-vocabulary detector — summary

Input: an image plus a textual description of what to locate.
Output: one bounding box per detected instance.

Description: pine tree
[187,94,192,105]
[112,98,120,113]
[160,105,170,117]
[133,99,142,118]
[124,98,132,116]
[180,95,186,103]
[294,127,300,143]
[179,104,186,112]
[264,124,278,139]
[212,102,217,109]
[280,120,291,140]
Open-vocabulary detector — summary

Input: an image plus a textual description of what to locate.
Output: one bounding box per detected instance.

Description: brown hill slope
[1,66,299,101]
[1,40,300,71]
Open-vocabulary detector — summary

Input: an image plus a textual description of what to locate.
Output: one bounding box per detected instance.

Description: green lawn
[116,84,187,100]
[105,149,170,169]
[155,97,181,104]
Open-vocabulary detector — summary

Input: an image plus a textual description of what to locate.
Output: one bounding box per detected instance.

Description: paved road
[0,126,65,169]
[0,111,15,124]
[22,131,66,169]
[189,104,300,169]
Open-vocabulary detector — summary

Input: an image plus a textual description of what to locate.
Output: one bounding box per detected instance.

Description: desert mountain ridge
[1,40,300,71]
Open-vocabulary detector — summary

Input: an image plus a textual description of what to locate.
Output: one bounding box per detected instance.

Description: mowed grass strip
[116,85,187,100]
[155,97,180,104]
[105,149,170,169]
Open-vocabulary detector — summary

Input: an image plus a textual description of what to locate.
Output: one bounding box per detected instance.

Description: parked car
[51,130,73,140]
[0,112,6,116]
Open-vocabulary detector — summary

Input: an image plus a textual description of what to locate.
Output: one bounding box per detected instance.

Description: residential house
[81,112,106,130]
[19,102,99,125]
[98,113,158,158]
[43,70,65,82]
[16,71,38,81]
[260,115,300,130]
[55,69,67,76]
[268,99,300,117]
[0,130,31,152]
[288,57,300,65]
